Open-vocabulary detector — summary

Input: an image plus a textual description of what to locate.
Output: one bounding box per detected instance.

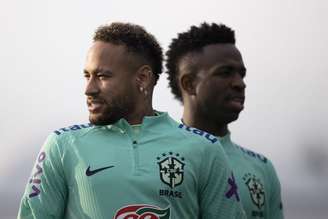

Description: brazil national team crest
[243,173,265,217]
[157,152,185,189]
[243,173,265,209]
[114,204,170,219]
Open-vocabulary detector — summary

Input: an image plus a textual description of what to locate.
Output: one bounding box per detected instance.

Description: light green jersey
[18,112,245,219]
[219,132,284,219]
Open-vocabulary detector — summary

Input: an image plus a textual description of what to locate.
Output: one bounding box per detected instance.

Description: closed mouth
[87,99,105,112]
[230,97,245,104]
[87,98,104,106]
[228,94,245,103]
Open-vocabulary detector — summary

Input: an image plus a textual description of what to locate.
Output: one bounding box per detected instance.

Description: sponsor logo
[54,123,93,135]
[28,152,46,198]
[85,165,115,176]
[225,172,240,201]
[237,146,267,163]
[114,204,170,219]
[157,152,184,189]
[178,124,218,144]
[243,173,265,217]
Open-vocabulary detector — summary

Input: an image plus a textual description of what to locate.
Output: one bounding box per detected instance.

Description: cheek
[199,81,222,98]
[107,80,138,100]
[99,76,138,100]
[99,81,121,100]
[198,85,229,110]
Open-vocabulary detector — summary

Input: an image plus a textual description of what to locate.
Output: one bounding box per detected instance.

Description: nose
[231,73,246,92]
[85,77,100,97]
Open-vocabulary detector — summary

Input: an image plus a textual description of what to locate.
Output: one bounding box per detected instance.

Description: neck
[126,97,155,125]
[182,107,228,137]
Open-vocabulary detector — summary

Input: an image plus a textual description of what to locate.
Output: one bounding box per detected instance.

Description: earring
[139,86,148,96]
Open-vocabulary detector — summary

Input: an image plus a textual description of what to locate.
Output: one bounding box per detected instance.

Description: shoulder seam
[53,123,94,136]
[176,123,218,144]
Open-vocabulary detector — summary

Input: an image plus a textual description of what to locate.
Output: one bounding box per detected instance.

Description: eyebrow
[215,64,247,72]
[83,68,113,75]
[210,64,247,77]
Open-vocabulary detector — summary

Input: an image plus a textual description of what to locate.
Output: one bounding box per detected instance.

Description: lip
[230,96,245,104]
[87,99,105,113]
[226,95,245,111]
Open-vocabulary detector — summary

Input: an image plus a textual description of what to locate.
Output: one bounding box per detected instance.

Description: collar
[104,111,169,134]
[180,119,232,144]
[217,131,232,145]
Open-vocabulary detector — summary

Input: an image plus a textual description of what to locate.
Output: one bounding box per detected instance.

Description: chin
[228,115,239,123]
[89,113,118,125]
[219,112,240,124]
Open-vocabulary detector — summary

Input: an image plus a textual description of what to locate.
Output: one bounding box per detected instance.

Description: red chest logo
[114,204,170,219]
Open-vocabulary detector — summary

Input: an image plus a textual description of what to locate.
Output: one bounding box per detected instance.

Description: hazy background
[1,0,328,218]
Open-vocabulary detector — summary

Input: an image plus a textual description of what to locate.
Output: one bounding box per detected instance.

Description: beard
[197,98,242,126]
[89,107,125,125]
[88,96,136,126]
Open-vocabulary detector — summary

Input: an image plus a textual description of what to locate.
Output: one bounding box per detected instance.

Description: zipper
[114,126,140,175]
[132,140,140,175]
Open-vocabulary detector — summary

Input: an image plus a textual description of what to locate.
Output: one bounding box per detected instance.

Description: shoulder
[166,119,226,156]
[43,123,97,149]
[231,143,283,190]
[232,143,269,164]
[232,143,280,178]
[167,119,219,145]
[52,123,95,136]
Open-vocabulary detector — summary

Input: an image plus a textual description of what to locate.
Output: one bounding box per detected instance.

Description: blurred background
[1,0,327,218]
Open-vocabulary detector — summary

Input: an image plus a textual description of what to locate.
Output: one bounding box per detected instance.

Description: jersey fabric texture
[18,112,245,219]
[219,132,284,219]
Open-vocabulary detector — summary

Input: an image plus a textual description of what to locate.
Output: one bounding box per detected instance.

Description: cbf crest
[157,152,185,189]
[243,173,265,209]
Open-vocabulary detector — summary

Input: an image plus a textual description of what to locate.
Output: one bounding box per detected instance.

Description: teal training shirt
[18,112,245,219]
[219,132,284,219]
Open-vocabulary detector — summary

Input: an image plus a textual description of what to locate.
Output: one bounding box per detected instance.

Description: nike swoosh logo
[85,165,115,176]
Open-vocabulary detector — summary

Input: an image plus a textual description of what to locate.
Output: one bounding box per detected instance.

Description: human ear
[180,73,197,96]
[136,65,153,94]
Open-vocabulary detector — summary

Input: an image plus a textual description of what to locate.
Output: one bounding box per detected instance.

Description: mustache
[226,93,245,102]
[87,97,106,105]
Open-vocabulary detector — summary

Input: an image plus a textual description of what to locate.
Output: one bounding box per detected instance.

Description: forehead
[198,43,243,68]
[177,43,244,76]
[86,41,127,68]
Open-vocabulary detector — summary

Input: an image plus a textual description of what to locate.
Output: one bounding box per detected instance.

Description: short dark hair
[166,22,235,102]
[94,22,163,82]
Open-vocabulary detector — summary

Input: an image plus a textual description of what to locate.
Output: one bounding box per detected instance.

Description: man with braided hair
[166,22,284,219]
[18,22,245,219]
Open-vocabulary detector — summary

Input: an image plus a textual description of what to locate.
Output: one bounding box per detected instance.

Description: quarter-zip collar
[104,111,169,136]
[218,131,231,145]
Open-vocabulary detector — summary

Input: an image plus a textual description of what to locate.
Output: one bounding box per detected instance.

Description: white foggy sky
[1,0,328,218]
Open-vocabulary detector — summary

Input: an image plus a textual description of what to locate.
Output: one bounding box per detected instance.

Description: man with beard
[18,22,245,219]
[165,22,284,218]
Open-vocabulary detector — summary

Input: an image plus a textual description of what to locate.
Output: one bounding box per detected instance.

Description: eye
[97,73,109,80]
[83,69,91,80]
[216,66,233,77]
[238,66,246,78]
[84,73,90,80]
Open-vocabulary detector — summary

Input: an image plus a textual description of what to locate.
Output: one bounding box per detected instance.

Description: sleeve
[199,144,246,219]
[267,160,284,219]
[17,133,67,219]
